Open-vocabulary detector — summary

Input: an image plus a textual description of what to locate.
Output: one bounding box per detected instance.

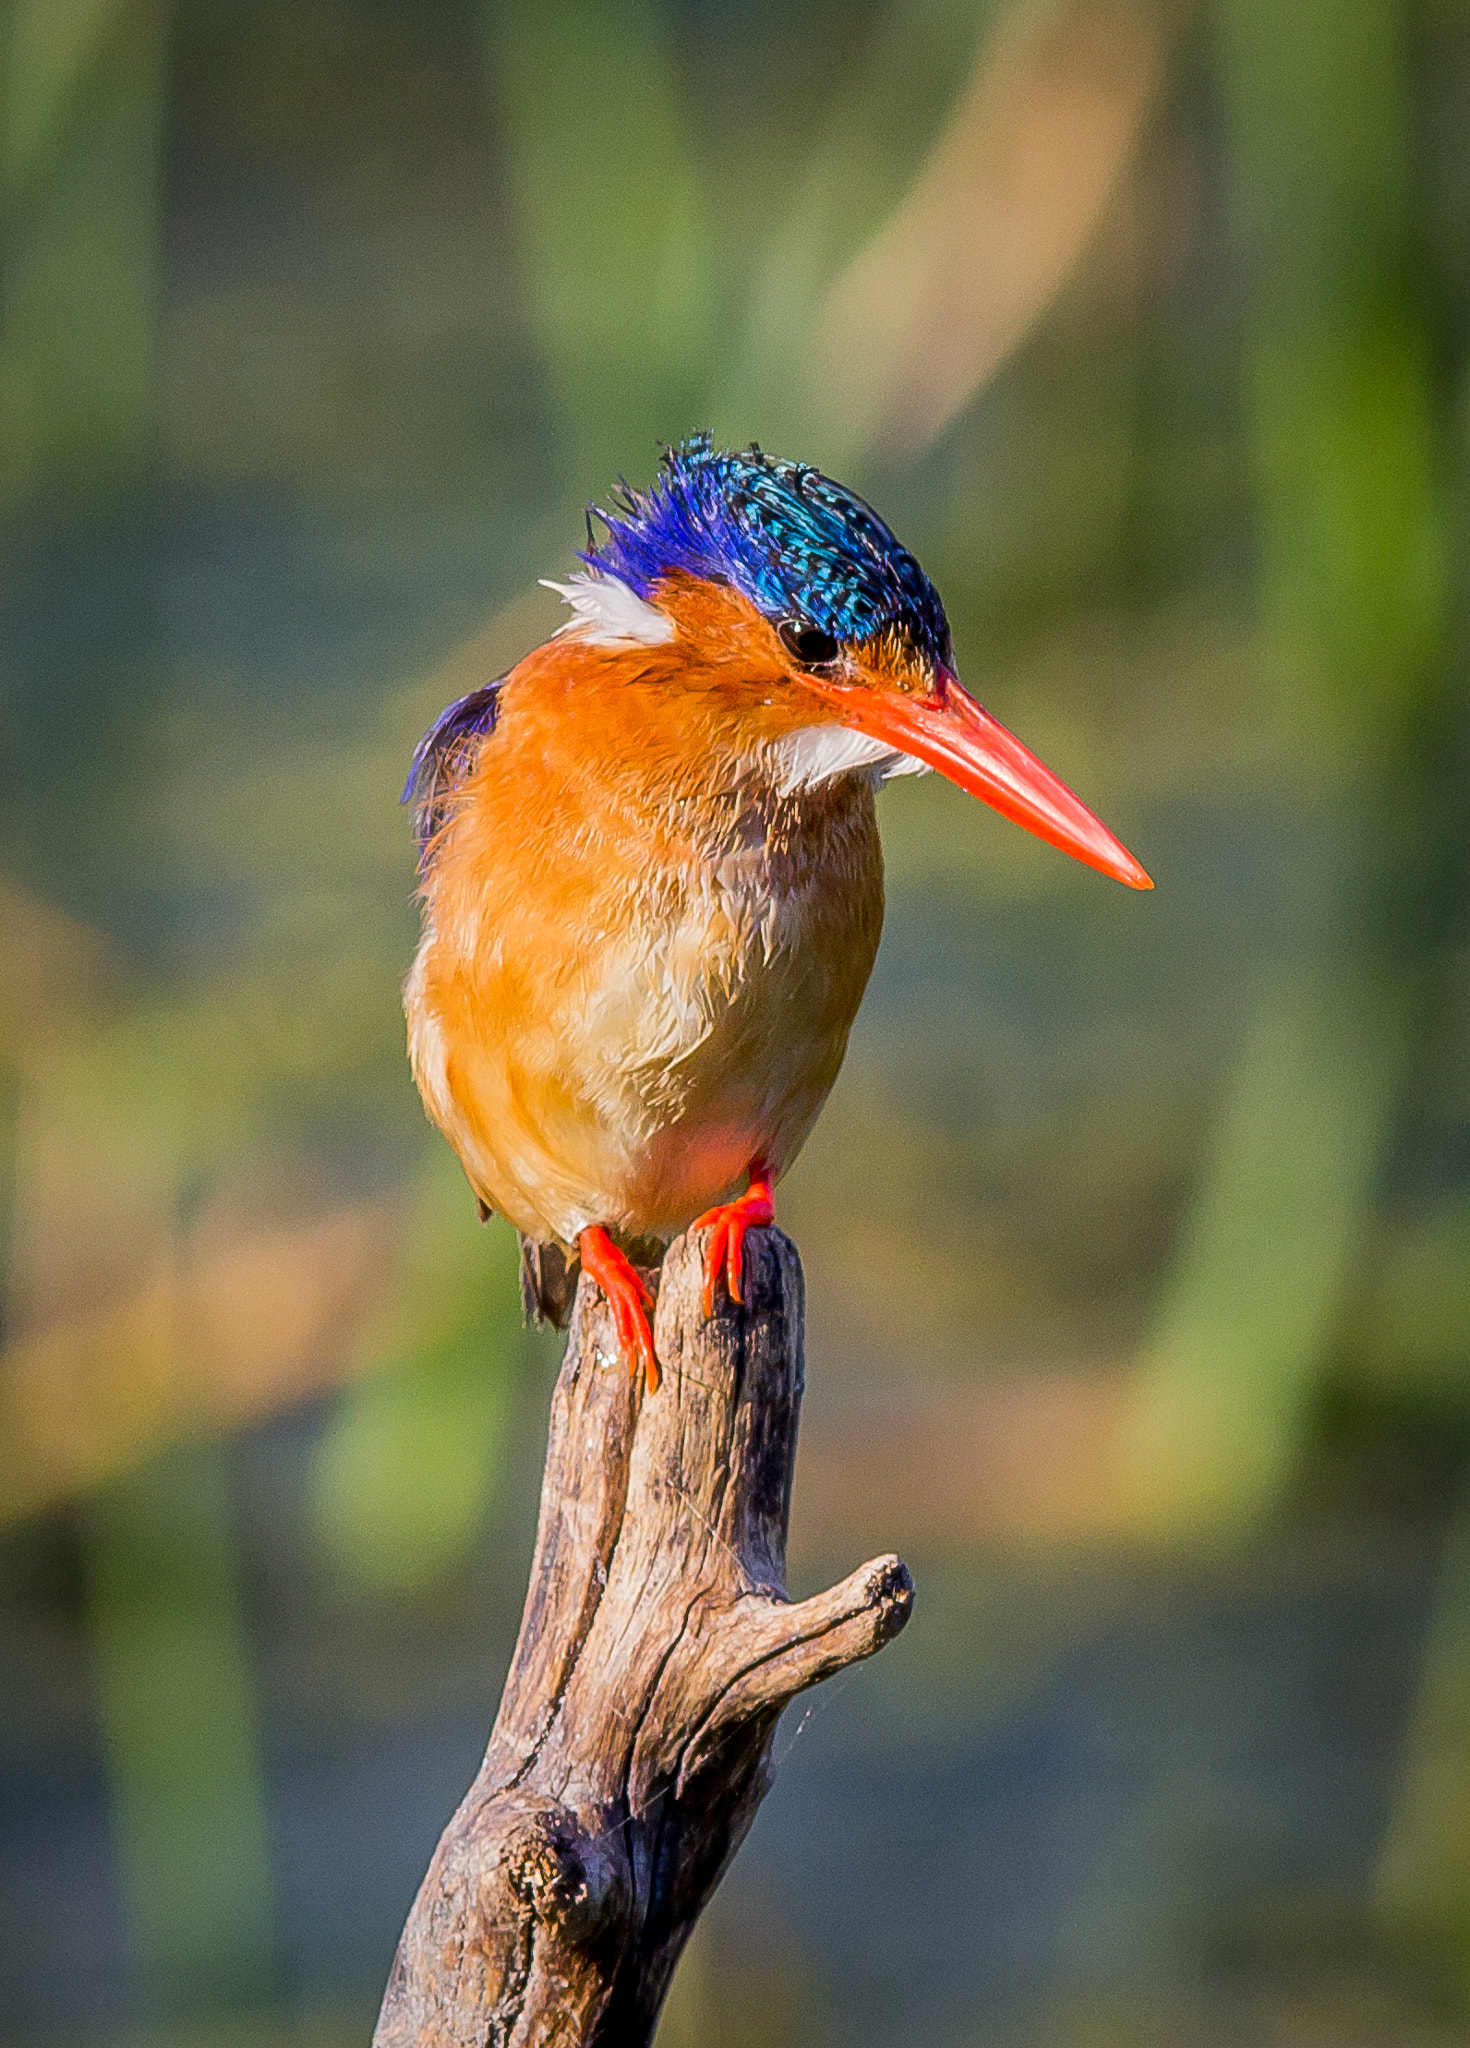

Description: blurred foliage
[79,1444,275,2014]
[309,1157,526,1593]
[1,0,1469,2041]
[0,0,171,502]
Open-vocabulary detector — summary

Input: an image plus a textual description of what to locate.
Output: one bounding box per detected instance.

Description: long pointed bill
[838,673,1152,889]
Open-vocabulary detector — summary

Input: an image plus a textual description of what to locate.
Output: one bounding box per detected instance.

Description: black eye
[777,619,839,668]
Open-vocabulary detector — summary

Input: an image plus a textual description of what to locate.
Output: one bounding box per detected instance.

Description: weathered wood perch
[373,1224,913,2046]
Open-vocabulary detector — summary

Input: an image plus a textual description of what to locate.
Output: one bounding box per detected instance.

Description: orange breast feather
[404,581,885,1247]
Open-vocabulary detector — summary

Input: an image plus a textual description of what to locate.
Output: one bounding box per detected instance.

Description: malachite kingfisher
[403,435,1151,1390]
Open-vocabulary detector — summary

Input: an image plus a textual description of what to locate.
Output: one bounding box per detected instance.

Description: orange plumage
[404,441,1150,1386]
[407,575,881,1250]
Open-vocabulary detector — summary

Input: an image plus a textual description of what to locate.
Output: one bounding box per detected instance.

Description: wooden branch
[372,1225,913,2047]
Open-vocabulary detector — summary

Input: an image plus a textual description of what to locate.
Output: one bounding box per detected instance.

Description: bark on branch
[372,1224,913,2046]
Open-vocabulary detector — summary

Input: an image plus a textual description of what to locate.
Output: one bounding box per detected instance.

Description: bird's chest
[414,753,885,1239]
[582,778,884,1115]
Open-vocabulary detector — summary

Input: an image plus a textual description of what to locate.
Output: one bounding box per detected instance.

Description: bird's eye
[778,620,839,668]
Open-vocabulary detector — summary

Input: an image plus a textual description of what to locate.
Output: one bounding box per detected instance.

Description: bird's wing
[518,1234,579,1330]
[401,679,505,859]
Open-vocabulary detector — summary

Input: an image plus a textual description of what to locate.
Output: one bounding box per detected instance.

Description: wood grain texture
[373,1225,913,2047]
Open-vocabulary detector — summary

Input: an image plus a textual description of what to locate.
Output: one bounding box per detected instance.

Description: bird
[403,435,1150,1390]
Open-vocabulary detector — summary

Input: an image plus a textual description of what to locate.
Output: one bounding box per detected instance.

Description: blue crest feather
[583,434,952,669]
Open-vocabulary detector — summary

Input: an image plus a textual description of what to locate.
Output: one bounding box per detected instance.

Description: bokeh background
[2,0,1470,2042]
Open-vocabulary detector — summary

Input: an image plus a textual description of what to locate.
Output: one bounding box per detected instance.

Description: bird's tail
[516,1230,666,1332]
[518,1234,580,1330]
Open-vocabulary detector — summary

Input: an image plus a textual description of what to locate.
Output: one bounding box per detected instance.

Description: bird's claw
[693,1174,775,1319]
[578,1226,659,1391]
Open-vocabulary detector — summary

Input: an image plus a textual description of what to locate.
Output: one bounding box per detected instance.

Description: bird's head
[541,435,1150,889]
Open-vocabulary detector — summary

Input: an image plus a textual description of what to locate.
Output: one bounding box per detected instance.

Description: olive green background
[2,3,1469,2042]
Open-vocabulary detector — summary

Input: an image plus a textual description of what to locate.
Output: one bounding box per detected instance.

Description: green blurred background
[3,0,1470,2041]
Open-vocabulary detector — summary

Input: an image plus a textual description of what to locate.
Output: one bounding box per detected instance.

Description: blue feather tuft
[402,680,504,859]
[583,434,952,670]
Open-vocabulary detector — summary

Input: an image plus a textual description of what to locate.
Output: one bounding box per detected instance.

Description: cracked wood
[372,1224,913,2048]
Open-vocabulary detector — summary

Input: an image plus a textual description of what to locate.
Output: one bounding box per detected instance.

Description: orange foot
[579,1225,660,1392]
[694,1168,775,1320]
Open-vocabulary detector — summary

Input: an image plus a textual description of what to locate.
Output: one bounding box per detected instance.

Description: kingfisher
[403,436,1150,1389]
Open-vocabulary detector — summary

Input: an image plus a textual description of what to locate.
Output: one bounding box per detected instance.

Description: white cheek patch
[540,570,676,648]
[879,749,930,782]
[768,723,930,795]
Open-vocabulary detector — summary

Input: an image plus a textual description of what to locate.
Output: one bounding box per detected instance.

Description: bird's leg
[693,1165,775,1320]
[578,1226,660,1392]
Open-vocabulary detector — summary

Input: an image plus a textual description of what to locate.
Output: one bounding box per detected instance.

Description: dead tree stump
[372,1224,913,2046]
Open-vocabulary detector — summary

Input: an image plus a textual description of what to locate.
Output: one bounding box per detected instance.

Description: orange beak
[830,670,1152,890]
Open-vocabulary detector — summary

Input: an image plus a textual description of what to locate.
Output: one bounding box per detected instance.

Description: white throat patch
[769,724,930,795]
[540,570,675,648]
